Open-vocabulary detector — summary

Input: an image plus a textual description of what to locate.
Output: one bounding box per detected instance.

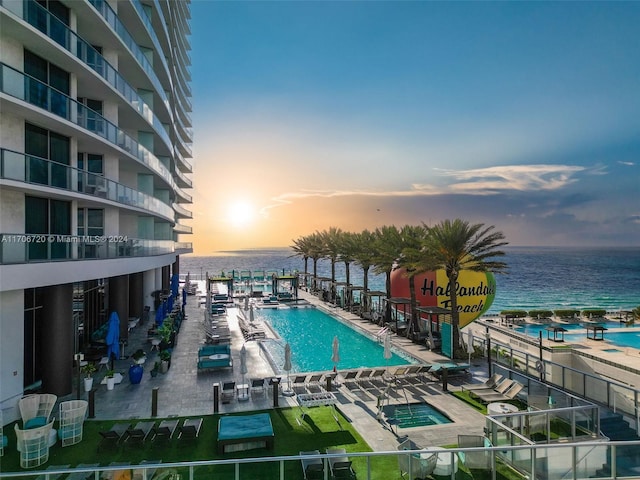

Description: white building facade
[0,0,193,421]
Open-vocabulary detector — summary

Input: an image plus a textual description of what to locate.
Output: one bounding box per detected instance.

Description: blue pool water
[514,322,640,350]
[256,307,411,373]
[515,322,617,338]
[382,403,452,428]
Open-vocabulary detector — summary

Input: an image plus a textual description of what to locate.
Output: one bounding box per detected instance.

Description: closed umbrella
[466,330,475,366]
[249,305,255,324]
[244,295,249,310]
[331,336,340,373]
[171,273,179,298]
[282,343,294,396]
[239,344,249,400]
[105,311,120,369]
[383,332,392,361]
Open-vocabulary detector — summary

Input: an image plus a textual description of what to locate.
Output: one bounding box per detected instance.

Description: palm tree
[337,231,358,309]
[396,224,431,338]
[318,227,343,303]
[304,233,324,293]
[371,225,402,325]
[423,219,508,358]
[290,235,312,284]
[352,229,377,313]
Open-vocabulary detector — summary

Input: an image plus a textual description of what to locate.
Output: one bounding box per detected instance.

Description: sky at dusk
[187,1,639,254]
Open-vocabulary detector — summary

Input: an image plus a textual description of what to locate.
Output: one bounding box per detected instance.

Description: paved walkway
[67,287,489,451]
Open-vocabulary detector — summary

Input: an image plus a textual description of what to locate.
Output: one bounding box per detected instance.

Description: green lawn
[2,406,525,479]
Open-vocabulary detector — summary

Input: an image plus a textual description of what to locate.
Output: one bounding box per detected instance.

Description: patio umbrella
[244,295,249,310]
[466,330,475,366]
[205,272,211,321]
[249,305,254,324]
[155,307,163,326]
[105,311,120,369]
[331,336,340,373]
[239,344,248,398]
[282,343,294,396]
[171,273,179,298]
[182,288,187,307]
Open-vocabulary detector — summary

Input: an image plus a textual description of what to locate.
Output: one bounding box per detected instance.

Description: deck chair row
[300,448,356,480]
[98,418,203,450]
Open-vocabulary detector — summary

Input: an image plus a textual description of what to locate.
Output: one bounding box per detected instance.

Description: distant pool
[257,307,411,373]
[514,322,616,338]
[514,322,640,350]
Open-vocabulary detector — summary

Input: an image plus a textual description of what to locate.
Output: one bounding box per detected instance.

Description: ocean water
[181,246,640,315]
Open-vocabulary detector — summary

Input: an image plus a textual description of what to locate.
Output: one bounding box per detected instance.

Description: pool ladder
[376,378,412,432]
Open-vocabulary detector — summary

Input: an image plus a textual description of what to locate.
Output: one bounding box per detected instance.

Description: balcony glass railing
[87,0,169,103]
[0,63,174,189]
[174,167,192,188]
[174,185,193,203]
[0,233,174,264]
[0,149,174,219]
[130,0,169,77]
[7,0,173,141]
[173,203,193,219]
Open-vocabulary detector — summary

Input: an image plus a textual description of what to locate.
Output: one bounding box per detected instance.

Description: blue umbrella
[168,295,174,313]
[171,274,179,298]
[105,311,120,363]
[182,288,187,307]
[155,307,163,326]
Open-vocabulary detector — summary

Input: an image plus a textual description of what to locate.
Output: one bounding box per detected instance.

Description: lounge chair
[221,381,236,403]
[250,378,266,396]
[126,421,156,445]
[98,423,131,451]
[397,438,437,479]
[306,374,325,392]
[383,367,407,382]
[355,369,373,384]
[132,460,162,480]
[341,370,359,386]
[66,463,100,480]
[34,465,71,480]
[153,419,179,442]
[18,393,57,429]
[300,450,324,480]
[178,418,203,440]
[327,447,356,479]
[58,400,88,447]
[291,375,308,394]
[476,382,525,404]
[469,378,515,397]
[462,373,504,392]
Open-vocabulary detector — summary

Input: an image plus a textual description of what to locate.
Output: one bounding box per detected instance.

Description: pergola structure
[586,325,607,341]
[546,326,568,342]
[385,297,411,334]
[331,281,348,307]
[362,290,386,321]
[271,274,299,300]
[416,306,452,334]
[345,285,364,313]
[208,275,234,297]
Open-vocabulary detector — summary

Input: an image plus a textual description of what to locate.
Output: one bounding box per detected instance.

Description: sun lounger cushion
[217,413,274,454]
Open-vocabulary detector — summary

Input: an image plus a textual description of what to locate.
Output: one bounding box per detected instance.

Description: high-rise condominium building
[0,0,193,422]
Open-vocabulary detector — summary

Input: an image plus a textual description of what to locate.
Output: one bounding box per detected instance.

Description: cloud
[618,161,635,166]
[260,164,588,213]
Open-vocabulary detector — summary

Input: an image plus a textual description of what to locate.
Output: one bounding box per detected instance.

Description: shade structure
[105,311,120,366]
[282,343,294,396]
[331,336,340,372]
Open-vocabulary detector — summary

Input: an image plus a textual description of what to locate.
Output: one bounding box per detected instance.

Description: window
[25,196,70,260]
[25,123,70,188]
[78,208,104,258]
[77,98,104,134]
[77,153,104,194]
[24,49,69,116]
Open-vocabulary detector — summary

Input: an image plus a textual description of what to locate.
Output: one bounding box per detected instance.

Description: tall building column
[173,256,180,277]
[108,275,129,342]
[162,265,170,292]
[41,283,73,396]
[129,272,143,319]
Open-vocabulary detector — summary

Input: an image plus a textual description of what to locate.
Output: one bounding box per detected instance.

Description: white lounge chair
[15,420,54,469]
[58,400,88,447]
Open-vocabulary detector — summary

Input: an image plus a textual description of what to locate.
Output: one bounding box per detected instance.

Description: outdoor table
[236,384,250,401]
[431,447,459,476]
[487,402,518,416]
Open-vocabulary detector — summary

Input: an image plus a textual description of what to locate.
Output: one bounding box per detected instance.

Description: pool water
[382,403,452,429]
[514,322,640,350]
[257,307,411,373]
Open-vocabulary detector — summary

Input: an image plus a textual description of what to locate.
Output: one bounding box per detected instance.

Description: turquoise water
[514,322,612,338]
[382,403,452,428]
[256,307,410,373]
[569,331,640,350]
[514,322,640,350]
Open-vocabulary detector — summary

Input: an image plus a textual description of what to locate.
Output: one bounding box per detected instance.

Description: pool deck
[62,287,489,452]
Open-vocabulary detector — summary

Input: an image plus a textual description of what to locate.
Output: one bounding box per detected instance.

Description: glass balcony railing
[87,0,170,105]
[0,63,175,189]
[4,0,173,147]
[173,203,193,219]
[0,149,174,220]
[130,0,169,78]
[0,233,174,264]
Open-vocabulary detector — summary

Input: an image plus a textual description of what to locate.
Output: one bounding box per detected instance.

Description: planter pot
[106,377,115,390]
[150,369,158,378]
[160,360,169,374]
[84,377,94,392]
[128,364,144,384]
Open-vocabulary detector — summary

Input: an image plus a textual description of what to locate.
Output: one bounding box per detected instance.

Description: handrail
[3,0,173,147]
[87,0,169,105]
[0,441,637,479]
[0,63,175,190]
[0,148,173,220]
[0,233,174,264]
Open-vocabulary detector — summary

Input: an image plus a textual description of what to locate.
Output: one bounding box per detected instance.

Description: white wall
[0,290,25,423]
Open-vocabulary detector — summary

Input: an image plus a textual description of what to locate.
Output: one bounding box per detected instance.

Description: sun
[227,201,255,227]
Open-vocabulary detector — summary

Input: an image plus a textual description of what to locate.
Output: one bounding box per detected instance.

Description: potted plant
[81,363,97,392]
[150,361,160,378]
[131,348,146,365]
[105,369,116,390]
[159,350,171,373]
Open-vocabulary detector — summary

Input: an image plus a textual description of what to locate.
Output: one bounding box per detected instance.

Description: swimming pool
[257,307,411,373]
[514,322,640,350]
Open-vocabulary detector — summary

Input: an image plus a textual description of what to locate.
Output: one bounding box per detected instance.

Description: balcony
[0,149,174,220]
[0,233,174,264]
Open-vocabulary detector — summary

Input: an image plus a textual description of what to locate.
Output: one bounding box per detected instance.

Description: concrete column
[129,272,143,319]
[41,283,73,396]
[108,274,129,342]
[162,265,170,292]
[143,269,156,311]
[173,256,180,277]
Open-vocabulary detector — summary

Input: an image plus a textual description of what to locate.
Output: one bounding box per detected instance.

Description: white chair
[397,438,437,479]
[18,393,57,429]
[14,420,54,468]
[58,400,88,447]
